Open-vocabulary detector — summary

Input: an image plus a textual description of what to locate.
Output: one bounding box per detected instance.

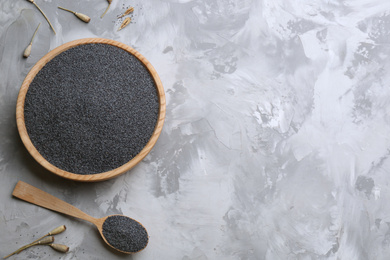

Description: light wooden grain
[16,38,166,182]
[12,181,147,254]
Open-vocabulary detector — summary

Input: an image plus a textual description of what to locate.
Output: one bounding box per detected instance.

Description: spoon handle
[12,181,97,224]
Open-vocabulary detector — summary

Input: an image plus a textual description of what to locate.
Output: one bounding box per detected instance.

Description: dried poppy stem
[101,0,112,18]
[58,6,91,23]
[26,0,56,34]
[49,244,69,253]
[23,23,40,58]
[30,225,66,244]
[118,6,134,18]
[117,17,131,31]
[3,236,54,259]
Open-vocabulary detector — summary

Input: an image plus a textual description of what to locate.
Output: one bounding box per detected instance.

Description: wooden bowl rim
[16,38,166,182]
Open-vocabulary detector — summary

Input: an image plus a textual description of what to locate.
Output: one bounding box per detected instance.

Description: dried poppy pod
[23,23,40,58]
[49,225,67,235]
[50,244,70,253]
[75,13,91,23]
[3,225,67,259]
[58,6,91,23]
[3,236,55,259]
[118,6,134,18]
[35,236,55,245]
[118,17,131,31]
[26,0,56,34]
[23,44,32,58]
[31,225,66,244]
[101,0,112,18]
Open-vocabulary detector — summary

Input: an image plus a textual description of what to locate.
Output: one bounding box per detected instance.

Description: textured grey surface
[2,0,390,259]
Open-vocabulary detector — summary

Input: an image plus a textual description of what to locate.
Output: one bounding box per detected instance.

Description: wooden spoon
[12,181,148,254]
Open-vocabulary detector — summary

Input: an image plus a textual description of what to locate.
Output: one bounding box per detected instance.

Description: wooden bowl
[16,38,165,182]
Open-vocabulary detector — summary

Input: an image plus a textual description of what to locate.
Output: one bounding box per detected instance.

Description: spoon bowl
[12,181,148,254]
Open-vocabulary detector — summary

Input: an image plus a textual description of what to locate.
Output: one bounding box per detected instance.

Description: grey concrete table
[1,0,390,259]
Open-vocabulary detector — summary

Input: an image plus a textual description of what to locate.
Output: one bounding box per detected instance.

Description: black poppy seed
[102,215,148,253]
[24,43,159,175]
